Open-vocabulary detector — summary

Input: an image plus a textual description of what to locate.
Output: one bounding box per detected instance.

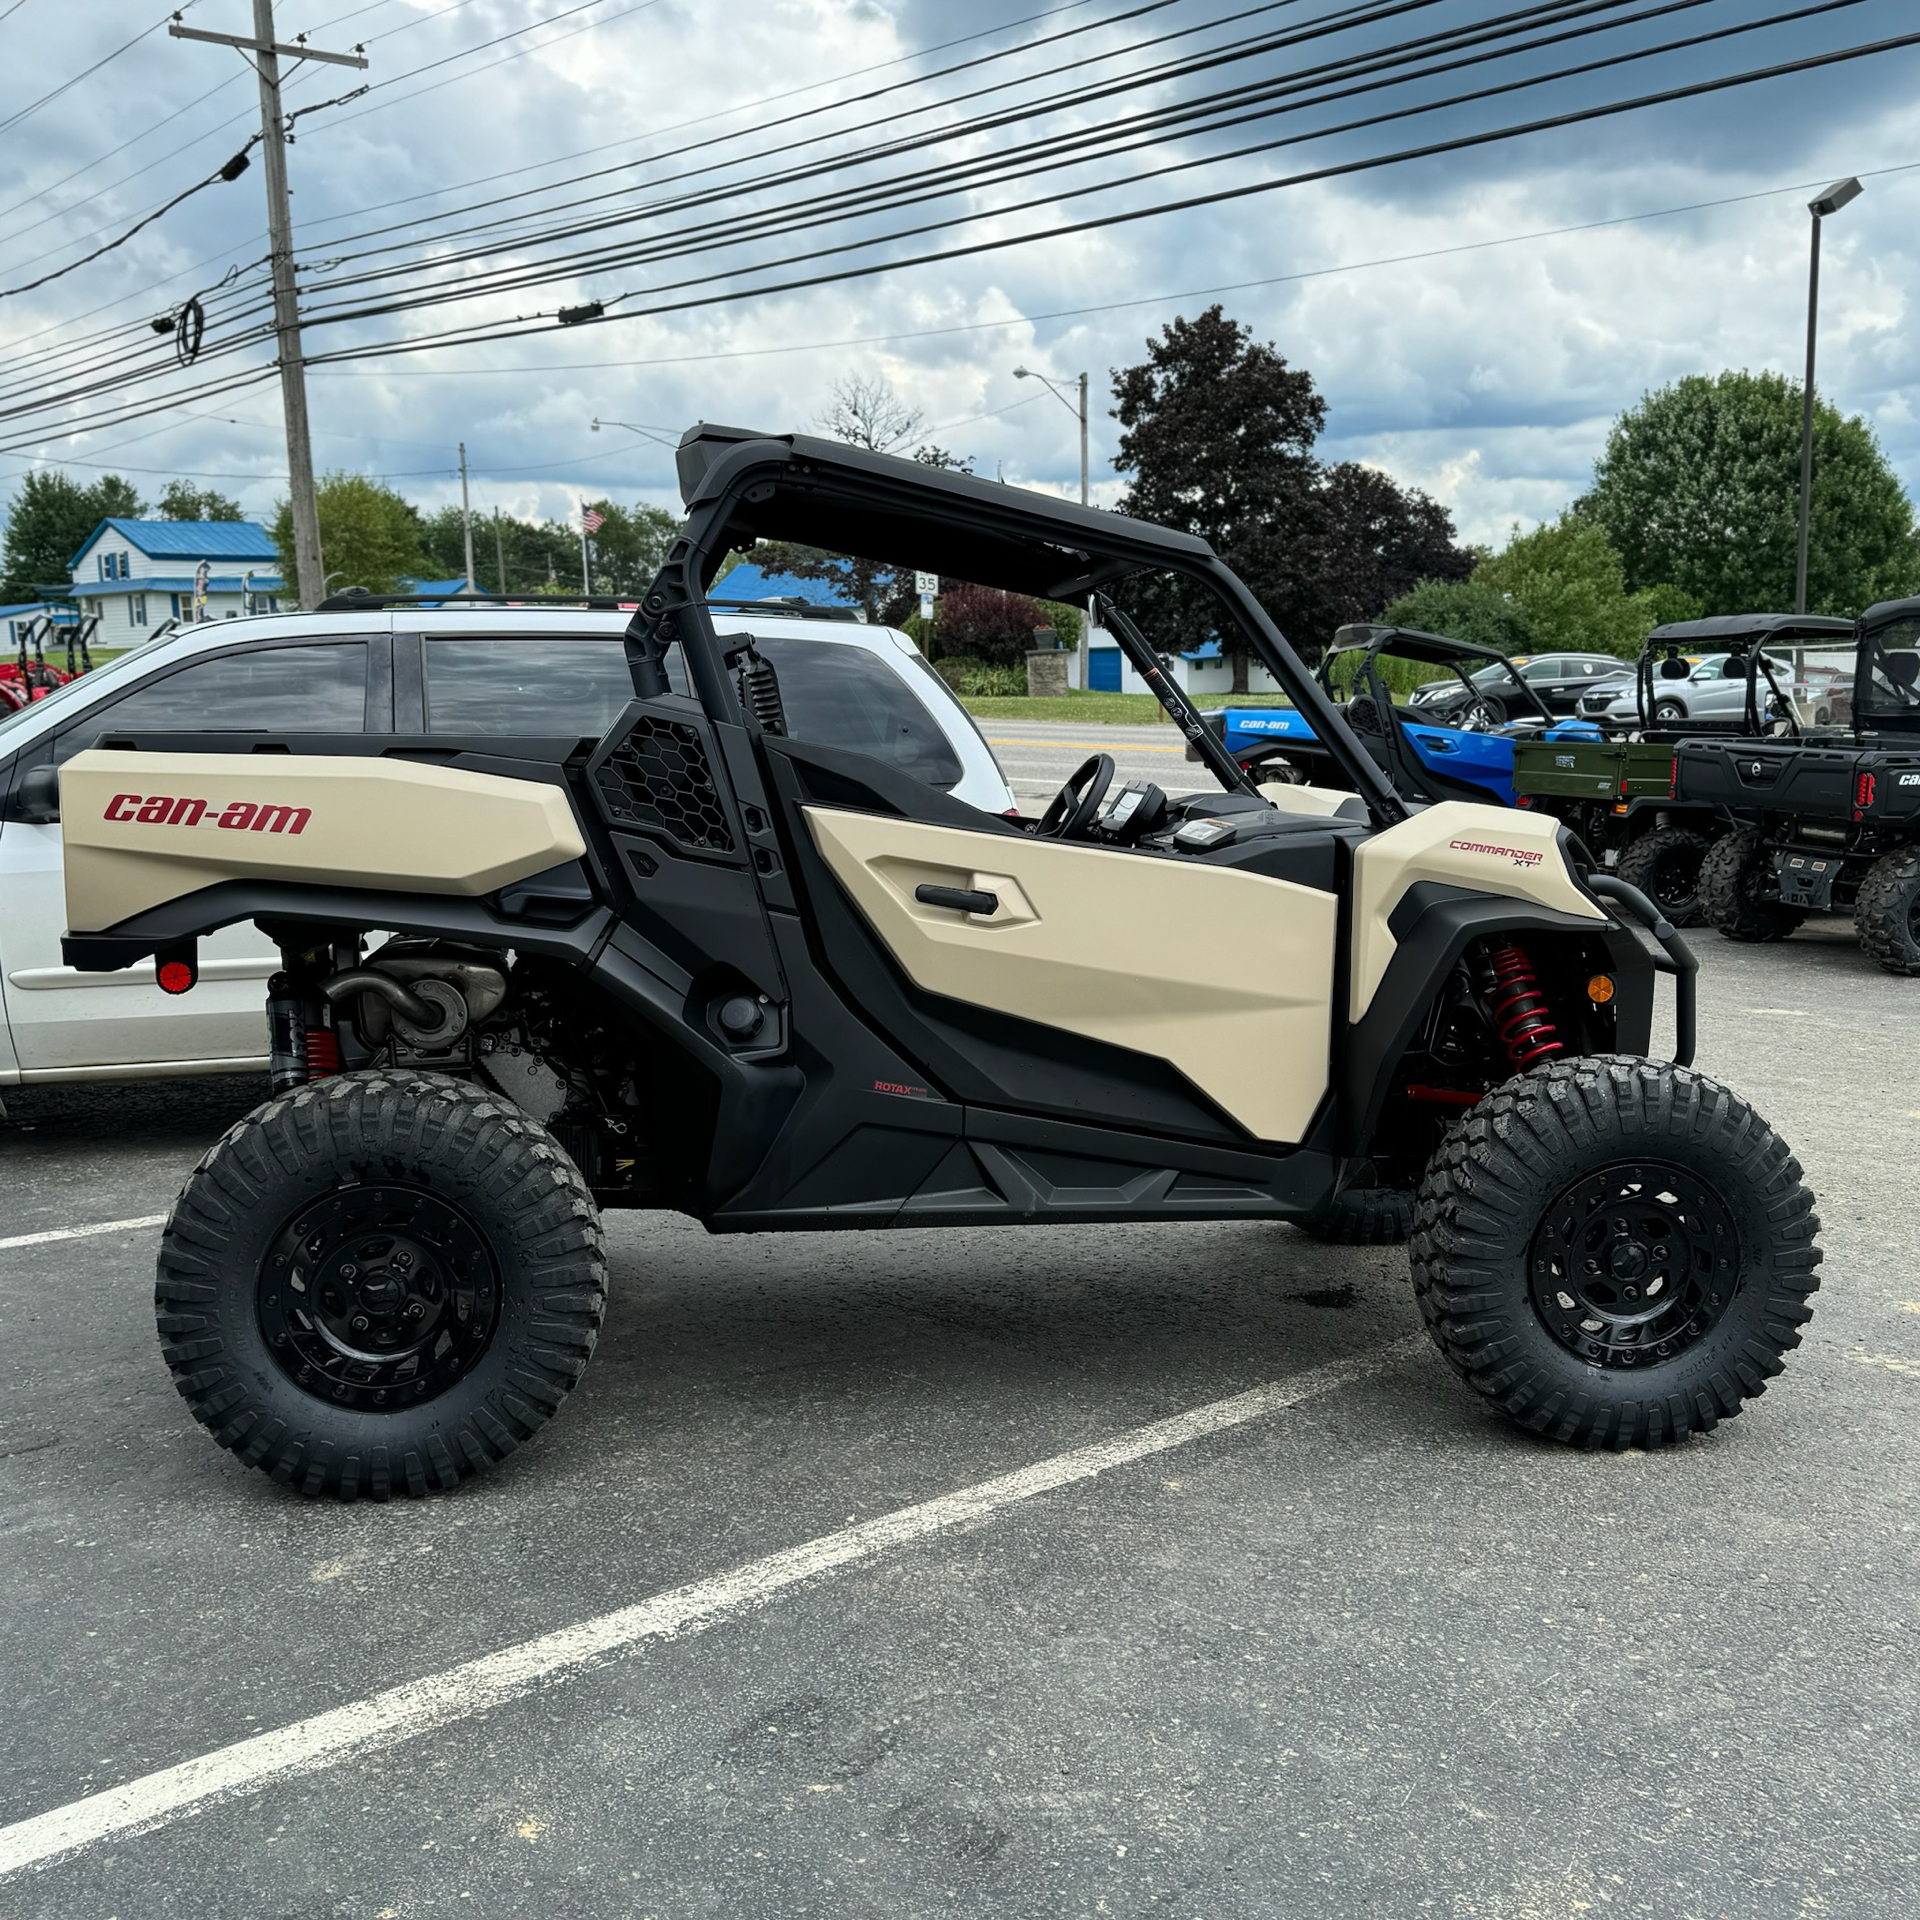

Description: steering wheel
[1455,692,1506,732]
[1037,751,1115,839]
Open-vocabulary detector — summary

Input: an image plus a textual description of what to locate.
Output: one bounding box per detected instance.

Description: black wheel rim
[1528,1161,1740,1369]
[1644,843,1701,911]
[258,1185,501,1411]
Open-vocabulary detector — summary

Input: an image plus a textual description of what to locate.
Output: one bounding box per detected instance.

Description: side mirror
[16,763,59,824]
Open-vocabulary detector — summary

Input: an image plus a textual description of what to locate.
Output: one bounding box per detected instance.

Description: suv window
[54,641,370,762]
[750,636,964,788]
[422,633,965,788]
[1520,658,1563,681]
[423,638,646,736]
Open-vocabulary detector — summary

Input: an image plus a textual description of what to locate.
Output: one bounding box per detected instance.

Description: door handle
[914,884,999,915]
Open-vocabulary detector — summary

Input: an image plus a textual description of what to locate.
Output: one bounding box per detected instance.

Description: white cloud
[1,0,1916,560]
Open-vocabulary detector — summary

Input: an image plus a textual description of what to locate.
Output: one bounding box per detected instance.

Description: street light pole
[1014,366,1092,689]
[1795,176,1863,616]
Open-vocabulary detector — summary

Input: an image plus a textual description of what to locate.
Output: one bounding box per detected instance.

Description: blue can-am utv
[1198,624,1600,808]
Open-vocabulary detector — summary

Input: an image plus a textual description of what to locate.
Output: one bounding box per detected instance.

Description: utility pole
[494,510,508,595]
[458,442,476,592]
[170,5,366,611]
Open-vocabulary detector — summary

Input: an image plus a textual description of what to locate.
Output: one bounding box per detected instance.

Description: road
[976,717,1220,808]
[2,742,1917,1918]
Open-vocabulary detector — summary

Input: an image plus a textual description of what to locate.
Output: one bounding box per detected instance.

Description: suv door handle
[914,884,999,915]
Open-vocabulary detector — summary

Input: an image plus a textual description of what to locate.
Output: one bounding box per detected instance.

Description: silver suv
[0,603,1011,1089]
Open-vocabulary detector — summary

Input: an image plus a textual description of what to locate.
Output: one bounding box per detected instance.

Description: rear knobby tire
[1698,828,1804,943]
[1298,1181,1415,1245]
[1854,847,1920,975]
[1615,825,1710,927]
[1409,1056,1820,1449]
[155,1070,607,1500]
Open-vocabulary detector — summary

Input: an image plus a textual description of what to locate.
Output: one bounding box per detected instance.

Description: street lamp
[590,416,680,448]
[1014,366,1091,690]
[1795,176,1863,615]
[1011,367,1089,507]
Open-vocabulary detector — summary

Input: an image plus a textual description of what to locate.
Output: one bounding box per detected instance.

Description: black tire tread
[1615,825,1711,928]
[1298,1183,1415,1245]
[155,1070,606,1500]
[1854,846,1920,975]
[1697,828,1804,943]
[1408,1055,1821,1449]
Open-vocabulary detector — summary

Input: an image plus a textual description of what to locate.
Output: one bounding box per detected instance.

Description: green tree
[1380,577,1538,654]
[419,500,679,595]
[156,479,243,521]
[2,469,143,597]
[1585,370,1920,617]
[1110,306,1471,684]
[1473,513,1697,657]
[272,472,426,599]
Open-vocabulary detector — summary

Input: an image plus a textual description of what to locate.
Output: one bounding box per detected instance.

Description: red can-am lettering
[100,793,310,835]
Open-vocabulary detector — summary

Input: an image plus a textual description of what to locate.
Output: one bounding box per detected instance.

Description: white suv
[0,603,1013,1088]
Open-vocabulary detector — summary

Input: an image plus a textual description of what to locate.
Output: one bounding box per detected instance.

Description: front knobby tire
[1409,1057,1820,1449]
[1698,828,1805,944]
[1854,847,1920,975]
[155,1071,607,1500]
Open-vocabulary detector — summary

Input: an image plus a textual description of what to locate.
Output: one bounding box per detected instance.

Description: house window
[131,594,148,627]
[169,593,183,620]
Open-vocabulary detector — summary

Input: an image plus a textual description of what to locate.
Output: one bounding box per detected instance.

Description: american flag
[580,507,605,534]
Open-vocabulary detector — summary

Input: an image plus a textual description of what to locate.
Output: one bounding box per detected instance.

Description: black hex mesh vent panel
[594,714,734,853]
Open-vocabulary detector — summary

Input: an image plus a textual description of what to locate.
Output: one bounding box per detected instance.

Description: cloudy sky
[1,0,1917,551]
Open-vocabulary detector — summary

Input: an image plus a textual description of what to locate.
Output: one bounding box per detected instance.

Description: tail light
[1856,771,1876,810]
[1668,757,1678,796]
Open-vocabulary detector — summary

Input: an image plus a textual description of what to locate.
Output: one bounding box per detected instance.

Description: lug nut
[350,1315,369,1332]
[340,1262,359,1280]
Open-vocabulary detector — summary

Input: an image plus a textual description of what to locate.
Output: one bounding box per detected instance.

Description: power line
[3,3,1911,442]
[295,19,1920,369]
[288,0,1854,337]
[0,3,193,143]
[0,142,260,300]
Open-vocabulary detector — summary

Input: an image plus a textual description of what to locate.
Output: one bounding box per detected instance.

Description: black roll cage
[1319,622,1557,728]
[624,424,1409,826]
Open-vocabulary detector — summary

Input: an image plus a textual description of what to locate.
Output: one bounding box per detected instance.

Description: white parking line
[0,1335,1421,1881]
[0,1214,166,1252]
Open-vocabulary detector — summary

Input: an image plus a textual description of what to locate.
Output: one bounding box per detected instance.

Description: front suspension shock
[1477,941,1565,1071]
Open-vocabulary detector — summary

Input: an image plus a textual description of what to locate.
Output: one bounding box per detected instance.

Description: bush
[930,582,1048,665]
[933,655,1029,697]
[1381,577,1538,654]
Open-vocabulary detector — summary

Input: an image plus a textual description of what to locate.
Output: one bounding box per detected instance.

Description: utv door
[760,736,1339,1149]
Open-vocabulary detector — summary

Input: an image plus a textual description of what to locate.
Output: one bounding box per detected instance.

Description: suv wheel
[1697,828,1805,943]
[1615,825,1711,927]
[1652,697,1687,723]
[1410,1058,1820,1448]
[1855,847,1920,975]
[156,1071,606,1500]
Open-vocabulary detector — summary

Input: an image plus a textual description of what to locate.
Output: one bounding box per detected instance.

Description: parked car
[1411,651,1632,718]
[0,601,1012,1088]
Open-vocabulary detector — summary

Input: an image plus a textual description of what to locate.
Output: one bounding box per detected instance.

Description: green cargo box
[1511,737,1673,802]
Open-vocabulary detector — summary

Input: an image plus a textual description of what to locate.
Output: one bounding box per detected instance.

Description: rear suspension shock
[1474,940,1565,1071]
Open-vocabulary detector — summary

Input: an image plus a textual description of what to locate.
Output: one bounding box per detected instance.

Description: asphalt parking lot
[4,809,1919,1916]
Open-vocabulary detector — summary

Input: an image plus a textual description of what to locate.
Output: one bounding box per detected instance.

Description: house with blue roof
[68,518,284,644]
[711,561,862,614]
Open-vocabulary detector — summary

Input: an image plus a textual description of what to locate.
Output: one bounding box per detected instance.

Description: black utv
[1682,596,1920,971]
[53,427,1820,1496]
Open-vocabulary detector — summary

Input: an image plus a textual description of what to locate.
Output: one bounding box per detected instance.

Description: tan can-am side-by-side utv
[57,426,1821,1500]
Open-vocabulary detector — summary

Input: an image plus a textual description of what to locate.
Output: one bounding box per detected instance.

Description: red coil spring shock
[1482,942,1564,1070]
[304,1028,342,1078]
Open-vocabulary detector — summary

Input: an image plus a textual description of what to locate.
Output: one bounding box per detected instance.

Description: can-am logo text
[1447,835,1544,868]
[102,792,311,835]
